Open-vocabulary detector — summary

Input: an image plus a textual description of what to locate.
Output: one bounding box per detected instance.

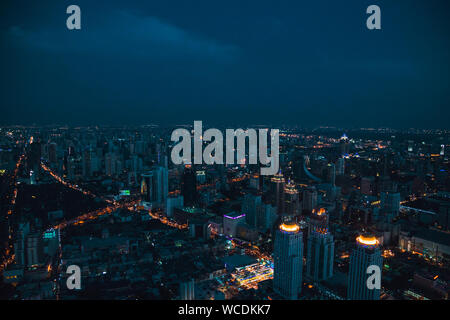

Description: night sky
[1,0,450,128]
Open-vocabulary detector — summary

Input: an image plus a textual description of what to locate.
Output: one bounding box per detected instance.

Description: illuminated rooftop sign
[279,223,300,233]
[356,235,379,246]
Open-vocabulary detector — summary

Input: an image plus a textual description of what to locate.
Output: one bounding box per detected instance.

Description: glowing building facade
[284,180,300,217]
[273,222,303,300]
[347,235,383,300]
[271,171,285,215]
[306,208,334,282]
[141,166,169,209]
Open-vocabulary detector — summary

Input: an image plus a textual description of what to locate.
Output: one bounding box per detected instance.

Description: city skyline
[1,0,449,305]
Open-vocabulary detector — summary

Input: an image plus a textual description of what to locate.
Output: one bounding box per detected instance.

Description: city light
[356,235,379,246]
[279,223,300,233]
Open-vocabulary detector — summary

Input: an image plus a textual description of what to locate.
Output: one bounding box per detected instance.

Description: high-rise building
[327,163,336,186]
[336,157,345,176]
[284,180,300,217]
[48,142,57,164]
[308,208,328,235]
[28,140,42,172]
[105,152,117,177]
[347,234,383,300]
[302,187,317,214]
[306,208,334,282]
[271,171,285,215]
[141,166,169,209]
[339,134,350,155]
[258,202,277,232]
[166,195,184,218]
[26,232,41,267]
[242,193,262,228]
[14,232,25,266]
[273,221,303,300]
[182,165,197,207]
[82,148,92,178]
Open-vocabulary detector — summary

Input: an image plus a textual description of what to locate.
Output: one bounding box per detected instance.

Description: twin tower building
[273,209,382,300]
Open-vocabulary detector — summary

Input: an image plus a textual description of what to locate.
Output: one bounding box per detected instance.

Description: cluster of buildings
[1,125,449,300]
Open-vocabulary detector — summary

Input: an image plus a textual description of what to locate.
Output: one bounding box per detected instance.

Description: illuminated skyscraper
[347,234,383,300]
[242,193,262,228]
[271,171,285,215]
[339,133,350,155]
[336,157,345,176]
[141,166,168,209]
[306,208,334,282]
[273,221,303,300]
[284,180,300,217]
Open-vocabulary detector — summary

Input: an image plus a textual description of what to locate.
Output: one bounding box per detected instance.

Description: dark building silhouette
[182,165,197,207]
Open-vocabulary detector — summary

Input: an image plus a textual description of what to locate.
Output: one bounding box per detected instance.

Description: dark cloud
[1,0,450,128]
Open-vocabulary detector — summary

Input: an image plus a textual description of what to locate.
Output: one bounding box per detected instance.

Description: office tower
[182,165,197,207]
[141,166,169,208]
[28,140,42,170]
[284,180,300,217]
[271,171,285,215]
[105,152,117,177]
[306,208,334,282]
[302,187,317,214]
[82,148,92,178]
[67,156,77,180]
[242,193,262,228]
[90,155,100,175]
[292,153,306,182]
[14,232,26,266]
[180,279,195,300]
[327,163,336,186]
[273,221,303,300]
[336,157,345,176]
[48,142,57,164]
[339,133,350,155]
[308,208,328,235]
[347,235,383,300]
[166,195,184,218]
[26,232,41,267]
[440,144,445,156]
[258,203,277,232]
